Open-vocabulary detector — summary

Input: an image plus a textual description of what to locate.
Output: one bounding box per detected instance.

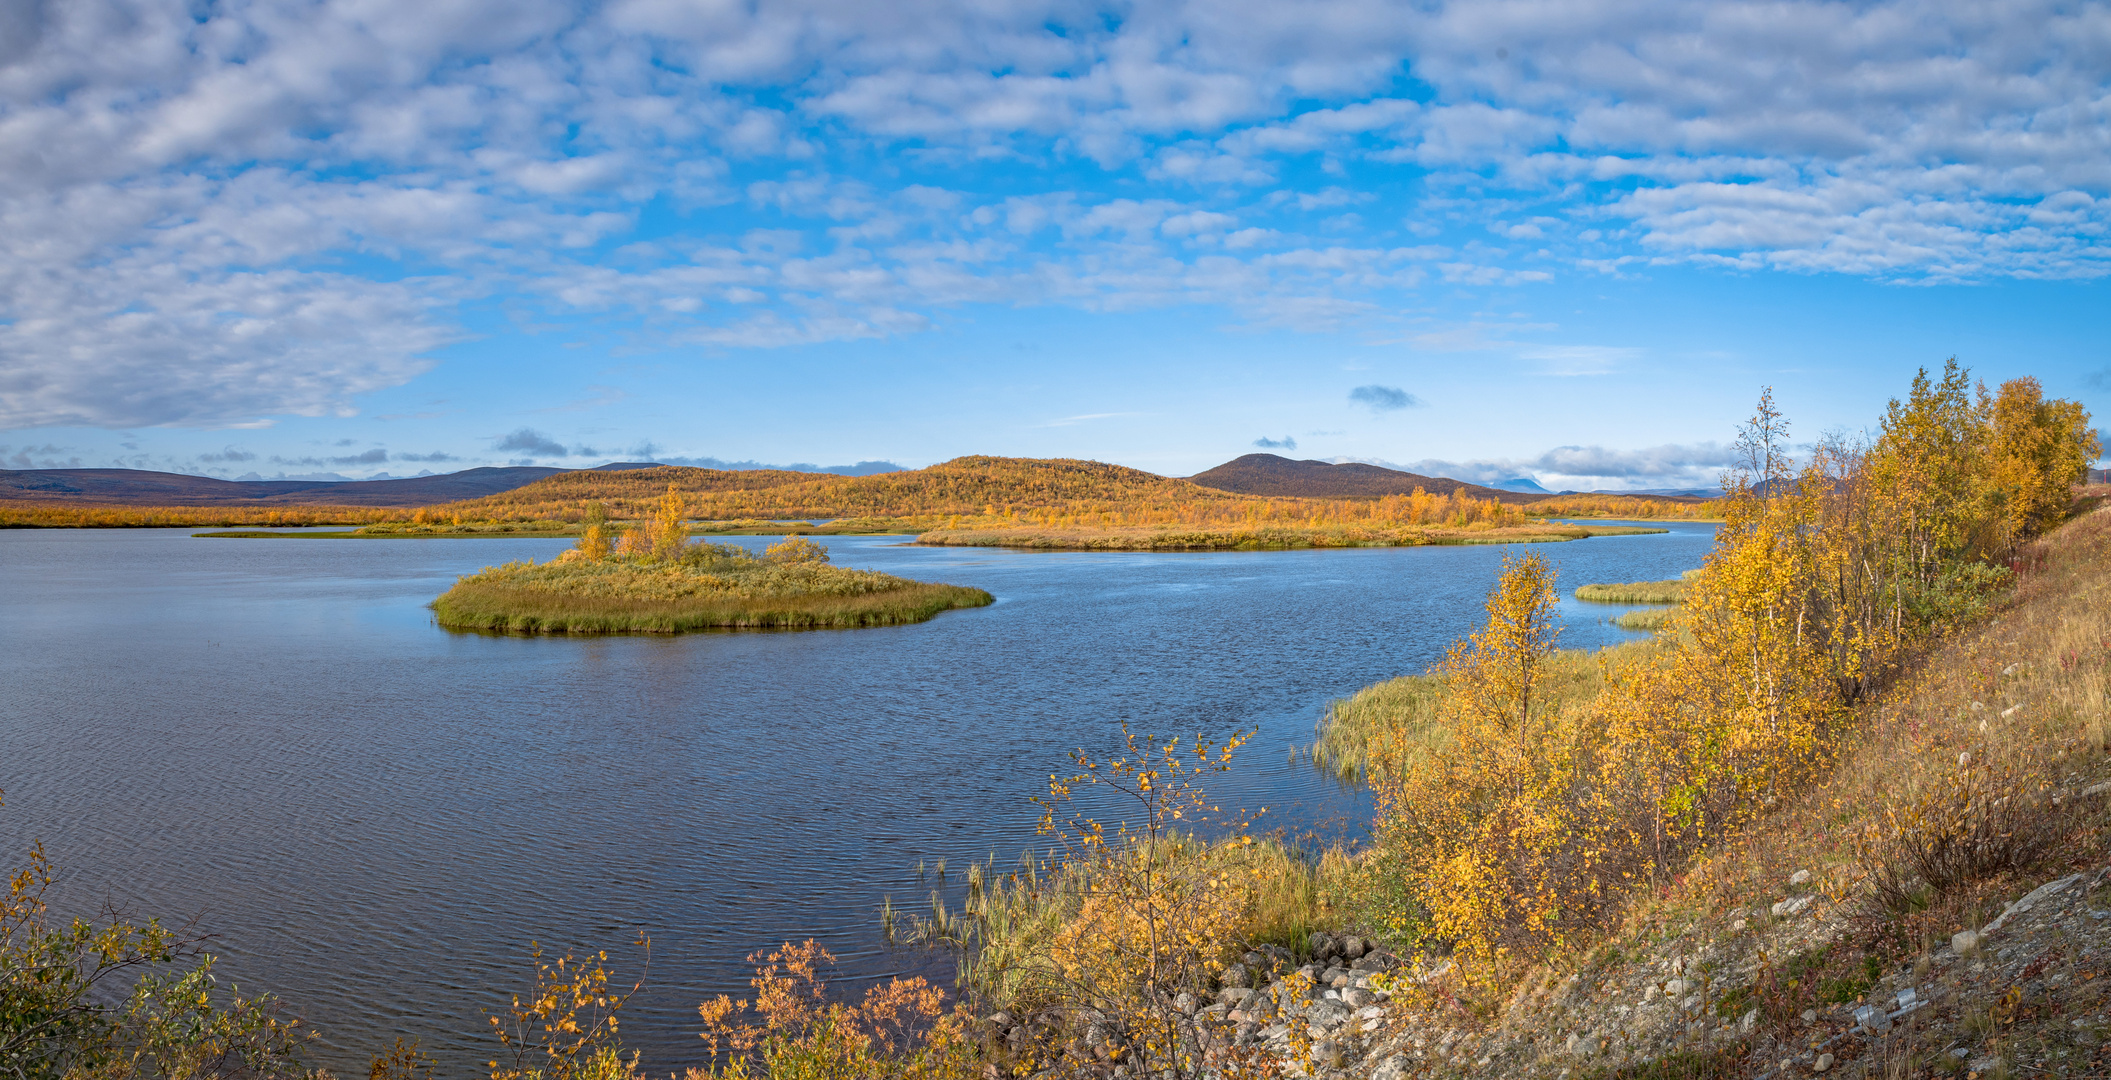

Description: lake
[0,523,1715,1073]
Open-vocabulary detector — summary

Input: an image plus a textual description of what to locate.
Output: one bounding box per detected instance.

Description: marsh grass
[1576,579,1690,604]
[1309,645,1640,783]
[432,549,991,633]
[1611,608,1675,631]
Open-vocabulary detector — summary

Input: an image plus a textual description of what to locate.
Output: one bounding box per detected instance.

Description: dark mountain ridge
[1186,454,1542,504]
[0,462,671,507]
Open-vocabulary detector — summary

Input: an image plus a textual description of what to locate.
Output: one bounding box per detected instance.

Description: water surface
[0,524,1712,1072]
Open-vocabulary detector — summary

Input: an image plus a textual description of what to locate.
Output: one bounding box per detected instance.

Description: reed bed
[1574,578,1690,603]
[1610,608,1674,631]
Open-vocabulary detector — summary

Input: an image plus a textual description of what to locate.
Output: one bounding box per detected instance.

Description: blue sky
[2,0,2107,490]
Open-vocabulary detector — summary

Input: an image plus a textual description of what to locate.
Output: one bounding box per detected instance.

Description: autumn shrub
[1853,750,2078,917]
[689,942,976,1080]
[1364,553,1639,976]
[486,943,643,1080]
[0,796,312,1080]
[903,725,1326,1076]
[1353,364,2098,993]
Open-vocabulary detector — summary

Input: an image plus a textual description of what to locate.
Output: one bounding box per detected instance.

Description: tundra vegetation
[284,459,1671,550]
[5,364,2106,1080]
[5,456,1706,536]
[430,489,992,633]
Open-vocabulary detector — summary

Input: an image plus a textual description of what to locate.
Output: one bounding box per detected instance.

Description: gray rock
[1307,931,1337,959]
[1220,963,1251,988]
[1342,935,1368,959]
[1345,987,1375,1007]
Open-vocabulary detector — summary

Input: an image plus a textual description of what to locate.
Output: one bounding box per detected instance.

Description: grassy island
[1574,576,1690,603]
[432,505,991,632]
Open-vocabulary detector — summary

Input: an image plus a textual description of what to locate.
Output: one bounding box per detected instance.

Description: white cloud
[1397,441,1740,491]
[4,0,2109,428]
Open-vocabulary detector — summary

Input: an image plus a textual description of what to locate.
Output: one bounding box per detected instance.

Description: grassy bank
[912,522,1665,551]
[432,544,990,633]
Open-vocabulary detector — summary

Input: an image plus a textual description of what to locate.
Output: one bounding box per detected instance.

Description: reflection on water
[0,524,1714,1072]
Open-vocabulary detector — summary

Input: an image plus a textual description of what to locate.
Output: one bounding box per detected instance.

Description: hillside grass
[432,550,991,633]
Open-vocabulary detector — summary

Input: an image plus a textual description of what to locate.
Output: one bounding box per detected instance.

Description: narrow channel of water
[0,524,1713,1073]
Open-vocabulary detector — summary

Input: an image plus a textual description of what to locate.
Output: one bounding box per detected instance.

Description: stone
[1342,935,1368,959]
[1663,979,1689,997]
[1814,1052,1834,1072]
[1221,964,1251,988]
[1307,931,1337,959]
[1344,987,1375,1007]
[1173,992,1196,1014]
[1790,869,1812,886]
[1371,1056,1409,1080]
[1771,895,1814,918]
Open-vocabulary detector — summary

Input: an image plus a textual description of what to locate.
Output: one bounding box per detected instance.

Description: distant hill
[0,462,669,508]
[1491,476,1552,494]
[1186,454,1539,504]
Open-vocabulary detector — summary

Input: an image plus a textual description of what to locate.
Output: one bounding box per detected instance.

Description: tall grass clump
[1574,579,1689,604]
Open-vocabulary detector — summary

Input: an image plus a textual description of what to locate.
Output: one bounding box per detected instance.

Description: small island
[432,502,990,633]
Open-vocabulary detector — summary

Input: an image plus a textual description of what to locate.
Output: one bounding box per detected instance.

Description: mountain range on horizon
[0,454,1728,509]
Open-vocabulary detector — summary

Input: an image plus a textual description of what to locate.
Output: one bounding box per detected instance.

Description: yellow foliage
[689,941,976,1080]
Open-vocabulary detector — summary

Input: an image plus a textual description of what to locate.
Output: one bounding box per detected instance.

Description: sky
[2,0,2109,491]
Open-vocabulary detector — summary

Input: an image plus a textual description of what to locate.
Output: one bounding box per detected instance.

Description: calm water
[0,524,1713,1072]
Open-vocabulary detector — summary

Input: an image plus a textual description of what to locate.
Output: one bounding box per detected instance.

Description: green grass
[431,547,991,633]
[1576,578,1689,603]
[1612,608,1676,631]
